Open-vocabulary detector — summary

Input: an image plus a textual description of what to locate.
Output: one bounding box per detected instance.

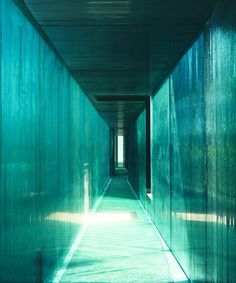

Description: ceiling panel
[22,0,216,132]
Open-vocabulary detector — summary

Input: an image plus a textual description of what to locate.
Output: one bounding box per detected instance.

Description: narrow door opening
[117,135,124,168]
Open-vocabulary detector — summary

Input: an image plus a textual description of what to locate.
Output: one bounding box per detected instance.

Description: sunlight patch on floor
[46,211,133,225]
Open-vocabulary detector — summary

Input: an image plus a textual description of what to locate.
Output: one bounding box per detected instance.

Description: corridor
[1,0,236,282]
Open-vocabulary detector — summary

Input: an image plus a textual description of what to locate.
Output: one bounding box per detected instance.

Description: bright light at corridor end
[118,135,124,163]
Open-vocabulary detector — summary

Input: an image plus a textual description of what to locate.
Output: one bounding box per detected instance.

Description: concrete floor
[56,176,187,283]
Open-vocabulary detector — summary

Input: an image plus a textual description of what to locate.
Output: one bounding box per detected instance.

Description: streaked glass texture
[129,1,236,282]
[0,0,109,282]
[128,110,146,201]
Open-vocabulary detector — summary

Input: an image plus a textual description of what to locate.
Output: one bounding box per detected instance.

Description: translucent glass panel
[129,1,236,282]
[0,0,109,282]
[152,27,236,281]
[128,110,146,201]
[152,80,171,244]
[169,36,207,280]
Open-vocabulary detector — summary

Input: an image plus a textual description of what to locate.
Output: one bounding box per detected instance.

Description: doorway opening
[114,133,127,176]
[117,135,124,168]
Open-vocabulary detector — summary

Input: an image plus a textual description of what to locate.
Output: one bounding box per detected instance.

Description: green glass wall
[129,1,236,281]
[128,110,146,201]
[0,0,109,282]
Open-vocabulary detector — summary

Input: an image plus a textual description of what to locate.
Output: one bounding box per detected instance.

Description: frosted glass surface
[128,110,146,202]
[0,0,109,282]
[129,1,236,282]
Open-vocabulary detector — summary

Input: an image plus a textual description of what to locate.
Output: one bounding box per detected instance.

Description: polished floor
[56,176,187,283]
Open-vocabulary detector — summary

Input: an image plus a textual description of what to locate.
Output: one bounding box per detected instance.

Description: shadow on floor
[113,168,128,176]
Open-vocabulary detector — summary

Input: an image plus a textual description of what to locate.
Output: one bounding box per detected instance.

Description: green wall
[128,110,146,202]
[129,1,236,282]
[0,0,109,282]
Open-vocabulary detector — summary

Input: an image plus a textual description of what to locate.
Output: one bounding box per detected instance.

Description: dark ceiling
[22,0,216,133]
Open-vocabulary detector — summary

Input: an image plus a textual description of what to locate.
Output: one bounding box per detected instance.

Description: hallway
[56,176,186,283]
[1,0,236,282]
